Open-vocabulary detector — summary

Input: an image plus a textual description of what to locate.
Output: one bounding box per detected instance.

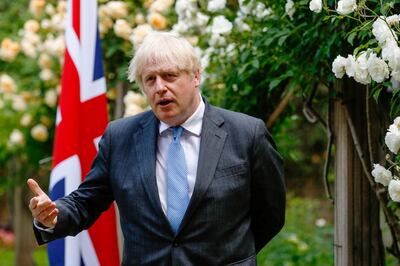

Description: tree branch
[266,88,295,128]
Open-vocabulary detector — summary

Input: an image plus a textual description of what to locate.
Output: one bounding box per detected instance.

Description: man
[28,32,286,265]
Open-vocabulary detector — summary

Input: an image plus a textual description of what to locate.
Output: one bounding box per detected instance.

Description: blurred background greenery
[1,0,399,265]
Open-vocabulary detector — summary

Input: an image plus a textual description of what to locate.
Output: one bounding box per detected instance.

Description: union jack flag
[48,0,120,265]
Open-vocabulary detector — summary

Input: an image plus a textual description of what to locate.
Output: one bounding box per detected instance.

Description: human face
[141,64,201,126]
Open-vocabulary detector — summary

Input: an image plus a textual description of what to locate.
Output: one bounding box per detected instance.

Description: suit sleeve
[34,123,115,244]
[250,119,286,253]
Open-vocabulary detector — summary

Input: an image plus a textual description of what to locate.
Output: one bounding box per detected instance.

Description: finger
[36,201,56,216]
[27,178,45,196]
[36,203,57,223]
[42,208,59,226]
[29,197,39,211]
[31,198,54,217]
[36,197,54,209]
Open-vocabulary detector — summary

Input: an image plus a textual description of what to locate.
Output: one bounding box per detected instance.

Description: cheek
[143,91,154,105]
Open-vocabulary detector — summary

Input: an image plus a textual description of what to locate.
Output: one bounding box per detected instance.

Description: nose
[155,76,167,94]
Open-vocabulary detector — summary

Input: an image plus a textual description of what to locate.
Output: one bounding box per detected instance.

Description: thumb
[27,178,45,196]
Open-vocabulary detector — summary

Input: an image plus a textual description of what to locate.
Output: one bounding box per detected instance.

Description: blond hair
[127,32,201,90]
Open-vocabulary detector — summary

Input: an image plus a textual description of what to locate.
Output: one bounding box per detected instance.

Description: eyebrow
[143,68,180,76]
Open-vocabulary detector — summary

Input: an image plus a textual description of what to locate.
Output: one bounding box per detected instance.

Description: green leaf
[346,32,357,46]
[372,88,381,102]
[269,79,283,91]
[252,59,260,69]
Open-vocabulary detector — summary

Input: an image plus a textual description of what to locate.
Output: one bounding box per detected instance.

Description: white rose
[172,21,189,34]
[12,95,27,112]
[372,17,397,45]
[147,12,168,30]
[175,0,196,17]
[51,13,66,32]
[345,55,357,77]
[9,129,25,146]
[354,53,371,85]
[238,0,254,15]
[45,4,56,16]
[371,164,392,186]
[21,39,37,58]
[211,16,232,35]
[38,53,53,69]
[332,55,347,78]
[106,1,128,19]
[367,53,389,83]
[285,0,296,20]
[45,89,58,107]
[385,118,400,154]
[381,41,400,71]
[209,34,226,47]
[98,5,111,22]
[130,24,152,47]
[195,13,210,28]
[207,0,226,12]
[123,91,147,108]
[24,20,40,33]
[41,19,52,30]
[386,15,400,26]
[0,74,17,94]
[29,0,46,17]
[389,179,400,202]
[150,0,174,13]
[255,3,272,19]
[99,17,114,36]
[0,38,20,62]
[24,31,41,46]
[201,53,210,70]
[114,19,132,40]
[20,113,33,127]
[135,14,145,25]
[57,1,67,14]
[309,0,322,13]
[394,117,400,127]
[124,104,145,117]
[235,16,251,32]
[40,69,55,81]
[31,124,49,142]
[336,0,357,15]
[43,35,65,58]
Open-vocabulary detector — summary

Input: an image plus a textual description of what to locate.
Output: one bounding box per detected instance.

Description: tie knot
[172,126,184,142]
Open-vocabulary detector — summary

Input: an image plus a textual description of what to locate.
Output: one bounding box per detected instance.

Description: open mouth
[158,99,173,106]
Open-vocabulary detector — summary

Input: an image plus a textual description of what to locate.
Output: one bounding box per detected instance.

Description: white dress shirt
[156,99,205,215]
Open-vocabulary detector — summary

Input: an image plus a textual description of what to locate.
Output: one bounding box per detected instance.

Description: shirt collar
[159,96,205,137]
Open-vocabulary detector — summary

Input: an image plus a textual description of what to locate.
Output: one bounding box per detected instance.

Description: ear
[193,69,201,87]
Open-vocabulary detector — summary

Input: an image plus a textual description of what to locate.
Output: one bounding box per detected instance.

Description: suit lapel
[179,104,227,232]
[134,113,167,222]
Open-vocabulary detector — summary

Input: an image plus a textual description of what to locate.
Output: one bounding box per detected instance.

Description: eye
[145,76,155,83]
[166,73,178,79]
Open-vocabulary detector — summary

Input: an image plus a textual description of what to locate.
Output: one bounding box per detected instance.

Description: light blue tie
[167,126,189,233]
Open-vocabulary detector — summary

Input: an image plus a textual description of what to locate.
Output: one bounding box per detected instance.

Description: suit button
[173,242,179,247]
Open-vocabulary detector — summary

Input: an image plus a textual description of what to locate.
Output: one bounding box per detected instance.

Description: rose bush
[1,0,399,261]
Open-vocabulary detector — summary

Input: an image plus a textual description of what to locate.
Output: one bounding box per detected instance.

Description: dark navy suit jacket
[34,102,286,266]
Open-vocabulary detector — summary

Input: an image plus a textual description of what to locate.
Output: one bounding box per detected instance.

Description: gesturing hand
[27,178,59,228]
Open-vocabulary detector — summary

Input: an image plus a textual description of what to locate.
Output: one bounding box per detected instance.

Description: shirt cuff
[34,219,55,232]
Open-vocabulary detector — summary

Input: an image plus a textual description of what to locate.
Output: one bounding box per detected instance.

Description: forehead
[141,63,180,77]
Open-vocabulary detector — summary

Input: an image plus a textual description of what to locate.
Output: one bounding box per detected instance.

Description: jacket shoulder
[210,105,262,127]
